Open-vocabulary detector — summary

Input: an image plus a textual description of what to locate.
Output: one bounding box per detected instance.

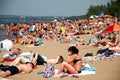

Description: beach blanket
[53,67,96,77]
[1,53,16,63]
[1,58,15,63]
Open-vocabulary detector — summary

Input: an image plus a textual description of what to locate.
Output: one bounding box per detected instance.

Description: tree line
[86,0,120,18]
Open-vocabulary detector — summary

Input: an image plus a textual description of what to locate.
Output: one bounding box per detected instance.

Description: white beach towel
[54,66,96,77]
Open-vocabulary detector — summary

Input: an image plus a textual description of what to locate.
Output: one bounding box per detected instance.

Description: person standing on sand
[12,23,18,37]
[6,24,10,38]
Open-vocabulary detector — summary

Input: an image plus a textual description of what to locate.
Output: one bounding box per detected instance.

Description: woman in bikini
[54,46,82,76]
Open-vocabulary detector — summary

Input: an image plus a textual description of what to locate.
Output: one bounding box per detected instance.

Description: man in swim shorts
[0,62,34,78]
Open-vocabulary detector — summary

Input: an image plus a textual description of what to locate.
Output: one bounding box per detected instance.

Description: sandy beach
[0,34,120,80]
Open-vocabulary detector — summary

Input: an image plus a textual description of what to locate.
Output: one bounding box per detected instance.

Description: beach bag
[43,64,55,78]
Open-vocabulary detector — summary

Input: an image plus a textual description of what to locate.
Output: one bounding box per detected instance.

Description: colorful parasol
[104,24,120,33]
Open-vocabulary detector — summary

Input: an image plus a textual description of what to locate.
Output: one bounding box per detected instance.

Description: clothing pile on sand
[83,48,120,62]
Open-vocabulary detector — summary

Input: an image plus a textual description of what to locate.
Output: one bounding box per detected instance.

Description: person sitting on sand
[93,33,119,48]
[105,33,119,48]
[54,46,82,77]
[0,62,34,78]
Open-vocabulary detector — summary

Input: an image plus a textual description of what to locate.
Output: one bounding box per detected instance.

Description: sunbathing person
[10,52,64,66]
[93,33,119,48]
[105,33,119,48]
[54,46,82,77]
[0,62,34,78]
[9,52,38,66]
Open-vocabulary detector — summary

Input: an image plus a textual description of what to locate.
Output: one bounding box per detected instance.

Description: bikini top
[73,59,81,64]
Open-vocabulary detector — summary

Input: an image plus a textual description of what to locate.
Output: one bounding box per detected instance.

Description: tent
[0,39,13,52]
[104,24,120,33]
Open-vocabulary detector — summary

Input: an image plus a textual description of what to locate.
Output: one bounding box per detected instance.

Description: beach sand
[0,34,120,80]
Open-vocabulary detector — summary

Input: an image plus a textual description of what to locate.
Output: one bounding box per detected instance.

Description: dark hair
[56,55,64,64]
[68,46,79,54]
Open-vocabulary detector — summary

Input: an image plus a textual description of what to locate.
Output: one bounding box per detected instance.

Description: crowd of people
[0,15,119,46]
[0,15,120,78]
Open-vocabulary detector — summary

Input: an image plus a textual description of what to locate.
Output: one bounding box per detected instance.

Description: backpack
[43,64,55,78]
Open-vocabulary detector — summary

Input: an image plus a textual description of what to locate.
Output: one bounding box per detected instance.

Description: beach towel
[1,58,15,63]
[53,67,96,78]
[1,53,16,63]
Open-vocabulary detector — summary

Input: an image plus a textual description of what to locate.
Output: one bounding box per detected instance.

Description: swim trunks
[13,32,17,36]
[1,66,19,75]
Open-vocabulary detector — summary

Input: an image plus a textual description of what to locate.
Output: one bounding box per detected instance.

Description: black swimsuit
[73,59,81,64]
[1,66,19,75]
[73,59,82,73]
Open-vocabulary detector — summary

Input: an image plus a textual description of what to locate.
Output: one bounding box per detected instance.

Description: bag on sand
[43,64,55,78]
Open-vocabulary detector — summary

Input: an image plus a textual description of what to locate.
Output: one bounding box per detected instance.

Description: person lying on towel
[0,62,34,78]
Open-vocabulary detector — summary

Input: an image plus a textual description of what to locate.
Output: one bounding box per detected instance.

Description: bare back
[17,64,33,74]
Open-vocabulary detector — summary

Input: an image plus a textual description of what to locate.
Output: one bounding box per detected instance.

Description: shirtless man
[0,62,34,78]
[12,23,18,37]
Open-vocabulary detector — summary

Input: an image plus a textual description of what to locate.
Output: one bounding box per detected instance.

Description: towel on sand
[1,58,15,63]
[53,67,96,77]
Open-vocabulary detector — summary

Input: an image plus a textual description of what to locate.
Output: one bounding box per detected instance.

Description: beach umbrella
[0,39,13,52]
[104,24,120,33]
[89,15,97,19]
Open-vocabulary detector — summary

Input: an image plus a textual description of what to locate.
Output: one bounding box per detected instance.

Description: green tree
[86,0,120,18]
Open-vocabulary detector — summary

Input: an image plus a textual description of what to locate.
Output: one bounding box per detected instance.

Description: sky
[0,0,110,16]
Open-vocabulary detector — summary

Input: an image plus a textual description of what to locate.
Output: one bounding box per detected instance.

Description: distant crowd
[0,15,120,47]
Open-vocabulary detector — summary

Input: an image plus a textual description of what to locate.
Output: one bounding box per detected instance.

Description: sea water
[0,29,12,41]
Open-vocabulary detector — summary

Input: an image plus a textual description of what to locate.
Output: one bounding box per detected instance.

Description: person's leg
[20,57,30,64]
[30,53,38,65]
[10,57,21,66]
[10,57,30,66]
[109,46,120,52]
[56,62,78,75]
[0,71,11,78]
